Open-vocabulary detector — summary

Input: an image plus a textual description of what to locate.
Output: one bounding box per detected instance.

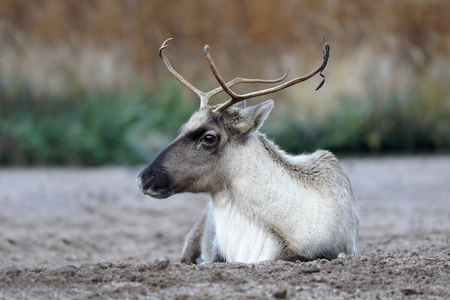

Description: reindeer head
[137,38,329,199]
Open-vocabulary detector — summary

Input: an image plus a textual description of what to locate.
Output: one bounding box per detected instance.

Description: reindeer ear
[231,100,246,110]
[234,100,274,134]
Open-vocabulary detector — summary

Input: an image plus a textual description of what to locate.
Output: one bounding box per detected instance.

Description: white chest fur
[213,201,282,263]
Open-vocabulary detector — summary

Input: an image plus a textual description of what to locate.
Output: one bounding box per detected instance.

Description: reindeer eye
[201,134,217,145]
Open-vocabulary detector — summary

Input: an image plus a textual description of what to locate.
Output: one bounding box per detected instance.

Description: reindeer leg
[181,201,214,264]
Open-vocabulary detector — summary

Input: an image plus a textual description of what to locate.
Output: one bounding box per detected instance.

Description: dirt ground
[0,156,449,299]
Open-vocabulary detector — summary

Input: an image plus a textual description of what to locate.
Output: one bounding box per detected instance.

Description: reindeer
[137,38,359,264]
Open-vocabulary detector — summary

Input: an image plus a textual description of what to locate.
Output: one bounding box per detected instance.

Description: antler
[159,38,207,107]
[158,38,288,109]
[208,40,331,113]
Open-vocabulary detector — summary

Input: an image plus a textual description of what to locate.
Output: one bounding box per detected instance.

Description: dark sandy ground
[0,156,449,299]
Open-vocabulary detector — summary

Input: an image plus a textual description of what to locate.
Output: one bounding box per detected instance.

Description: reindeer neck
[213,133,299,209]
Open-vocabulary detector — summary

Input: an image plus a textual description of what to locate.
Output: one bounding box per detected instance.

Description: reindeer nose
[137,169,154,192]
[137,167,174,199]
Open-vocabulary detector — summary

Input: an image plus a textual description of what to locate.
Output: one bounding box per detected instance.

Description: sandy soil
[0,156,449,299]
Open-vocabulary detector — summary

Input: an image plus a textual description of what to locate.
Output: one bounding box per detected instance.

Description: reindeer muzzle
[137,167,174,199]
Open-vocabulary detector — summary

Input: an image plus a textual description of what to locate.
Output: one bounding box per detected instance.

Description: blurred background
[0,0,449,166]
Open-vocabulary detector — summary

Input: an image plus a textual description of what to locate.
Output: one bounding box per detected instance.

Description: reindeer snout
[137,167,174,199]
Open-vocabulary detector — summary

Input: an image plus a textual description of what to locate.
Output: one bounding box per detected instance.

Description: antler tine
[159,38,210,107]
[204,45,243,101]
[210,40,331,113]
[205,70,289,99]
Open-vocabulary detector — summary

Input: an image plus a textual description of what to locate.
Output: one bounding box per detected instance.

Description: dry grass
[1,0,449,100]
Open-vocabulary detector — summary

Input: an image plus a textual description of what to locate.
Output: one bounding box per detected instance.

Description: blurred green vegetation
[0,81,196,165]
[267,92,450,155]
[1,79,449,166]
